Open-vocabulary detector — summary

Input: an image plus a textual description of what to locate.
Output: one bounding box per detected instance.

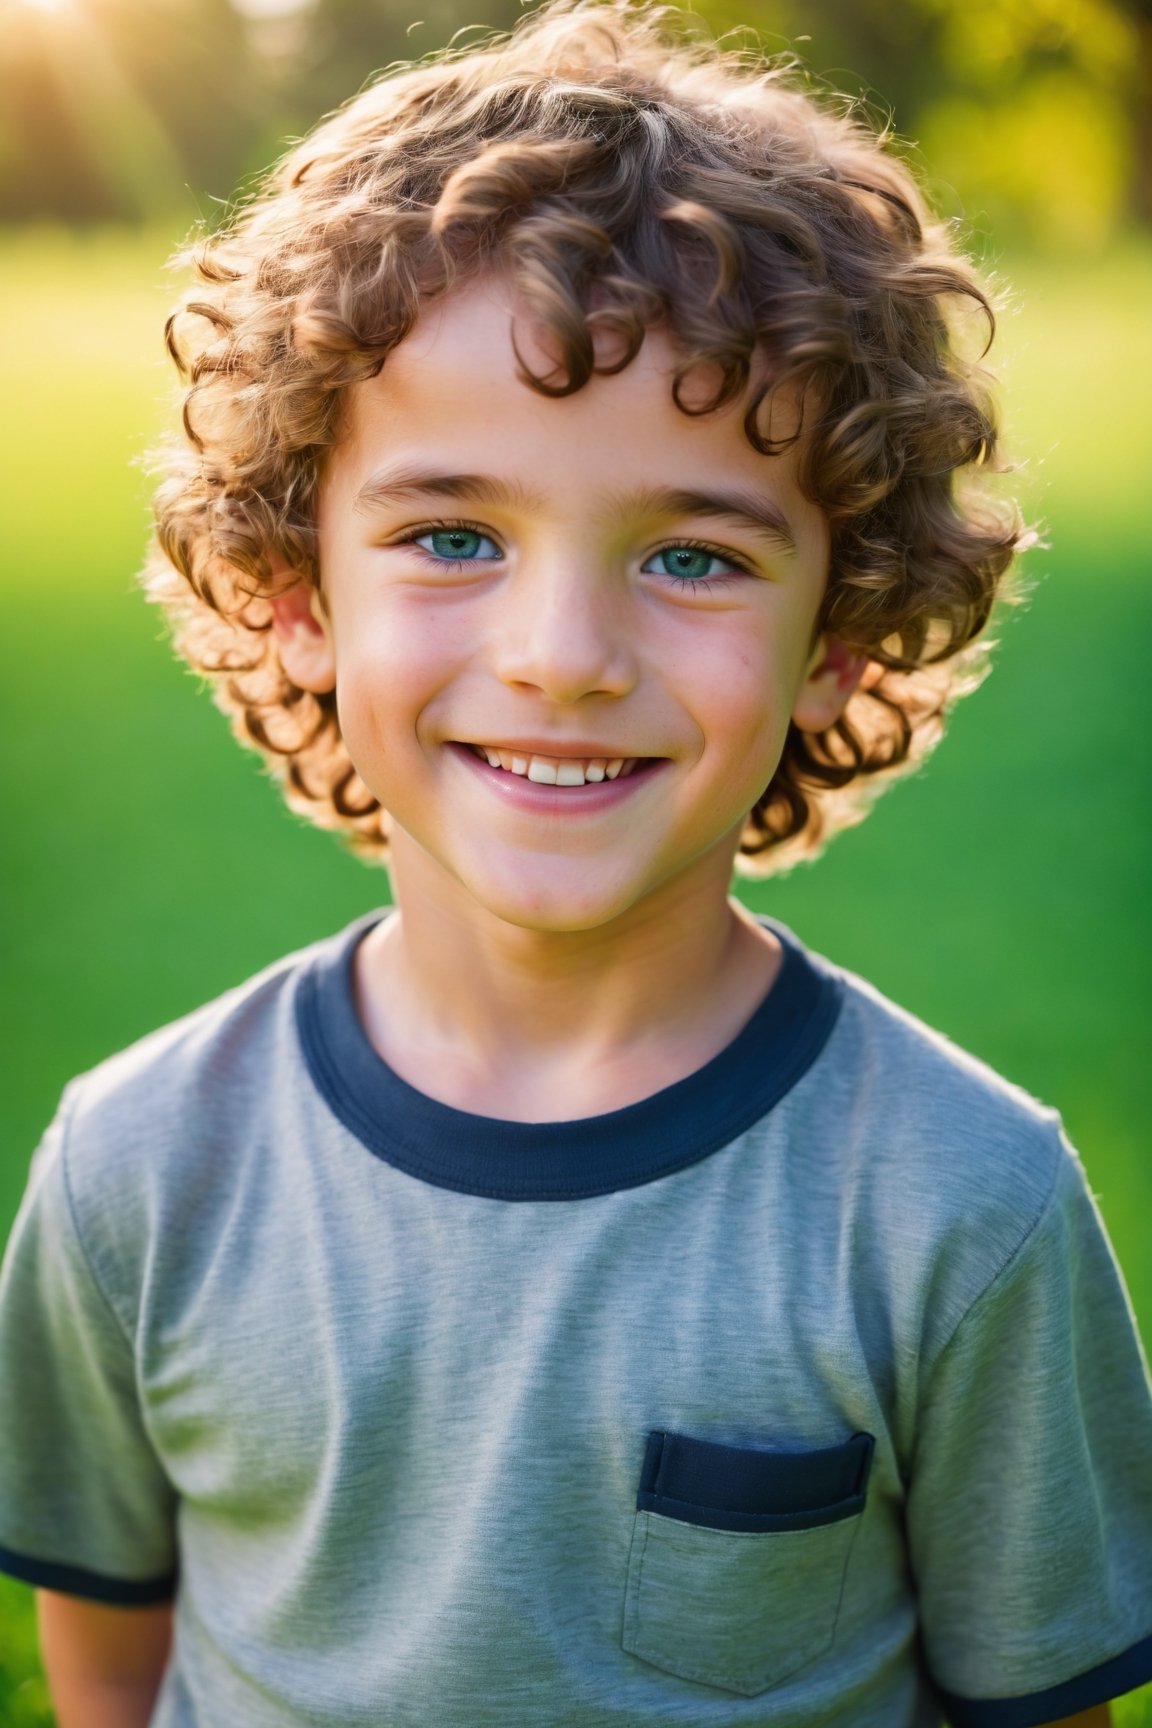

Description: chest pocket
[621,1427,874,1697]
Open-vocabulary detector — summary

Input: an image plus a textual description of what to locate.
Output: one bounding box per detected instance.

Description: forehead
[325,276,823,547]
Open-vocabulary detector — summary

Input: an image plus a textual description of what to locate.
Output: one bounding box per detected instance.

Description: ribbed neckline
[295,911,843,1201]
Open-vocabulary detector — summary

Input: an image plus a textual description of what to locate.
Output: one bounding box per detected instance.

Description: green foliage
[0,0,1146,246]
[0,0,264,222]
[908,0,1144,248]
[919,71,1131,249]
[701,0,1144,247]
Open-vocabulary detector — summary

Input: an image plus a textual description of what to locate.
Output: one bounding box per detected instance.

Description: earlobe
[269,580,338,694]
[791,635,869,732]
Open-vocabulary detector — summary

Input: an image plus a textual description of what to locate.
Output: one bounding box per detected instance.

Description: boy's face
[275,277,862,935]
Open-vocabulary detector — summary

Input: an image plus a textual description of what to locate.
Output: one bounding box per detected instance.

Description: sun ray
[19,0,186,220]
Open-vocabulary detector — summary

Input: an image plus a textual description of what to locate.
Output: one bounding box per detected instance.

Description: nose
[492,557,639,704]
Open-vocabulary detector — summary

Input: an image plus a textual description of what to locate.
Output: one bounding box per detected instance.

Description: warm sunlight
[8,0,185,220]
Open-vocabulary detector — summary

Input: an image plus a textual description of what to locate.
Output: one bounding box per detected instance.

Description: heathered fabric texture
[1,912,1151,1727]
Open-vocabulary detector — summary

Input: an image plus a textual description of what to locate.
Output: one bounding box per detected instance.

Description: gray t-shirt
[1,912,1150,1727]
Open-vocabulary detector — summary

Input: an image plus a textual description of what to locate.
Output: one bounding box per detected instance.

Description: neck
[352,834,782,1120]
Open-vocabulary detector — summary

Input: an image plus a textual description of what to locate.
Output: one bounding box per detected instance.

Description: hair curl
[145,0,1030,872]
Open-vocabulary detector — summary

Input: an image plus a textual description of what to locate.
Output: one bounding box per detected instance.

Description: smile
[461,744,646,786]
[447,741,666,806]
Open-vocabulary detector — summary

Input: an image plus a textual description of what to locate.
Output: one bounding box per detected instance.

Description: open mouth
[456,743,656,788]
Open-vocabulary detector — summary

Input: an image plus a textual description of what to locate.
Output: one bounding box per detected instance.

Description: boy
[1,2,1149,1724]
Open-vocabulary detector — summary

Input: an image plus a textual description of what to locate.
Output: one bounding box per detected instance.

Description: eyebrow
[613,485,797,555]
[352,466,548,517]
[352,467,797,554]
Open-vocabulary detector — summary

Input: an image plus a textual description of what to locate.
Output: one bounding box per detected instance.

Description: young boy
[1,3,1149,1724]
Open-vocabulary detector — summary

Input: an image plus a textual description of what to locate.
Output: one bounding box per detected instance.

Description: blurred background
[2,0,1149,239]
[0,0,1150,1719]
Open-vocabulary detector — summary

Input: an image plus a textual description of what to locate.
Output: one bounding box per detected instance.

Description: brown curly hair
[146,0,1029,873]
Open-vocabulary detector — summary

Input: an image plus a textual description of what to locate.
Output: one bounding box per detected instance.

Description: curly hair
[146,0,1029,873]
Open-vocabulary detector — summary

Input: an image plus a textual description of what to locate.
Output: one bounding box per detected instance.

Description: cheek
[689,623,800,759]
[330,600,458,768]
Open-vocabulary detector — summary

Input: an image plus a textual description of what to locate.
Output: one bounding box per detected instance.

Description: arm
[37,1591,174,1728]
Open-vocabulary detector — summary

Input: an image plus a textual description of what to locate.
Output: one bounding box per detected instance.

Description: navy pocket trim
[636,1429,875,1533]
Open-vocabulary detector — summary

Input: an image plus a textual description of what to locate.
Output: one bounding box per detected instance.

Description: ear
[790,635,869,732]
[269,580,337,694]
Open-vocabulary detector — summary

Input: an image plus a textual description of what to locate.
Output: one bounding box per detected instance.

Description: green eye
[416,528,500,561]
[643,546,735,582]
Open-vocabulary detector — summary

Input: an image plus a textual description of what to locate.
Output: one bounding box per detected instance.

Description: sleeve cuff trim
[938,1630,1152,1727]
[0,1543,177,1604]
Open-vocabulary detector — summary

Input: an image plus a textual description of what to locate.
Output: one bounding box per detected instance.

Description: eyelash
[651,537,753,587]
[395,519,499,566]
[393,520,755,584]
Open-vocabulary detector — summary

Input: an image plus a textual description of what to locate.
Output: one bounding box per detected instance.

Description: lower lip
[447,743,668,813]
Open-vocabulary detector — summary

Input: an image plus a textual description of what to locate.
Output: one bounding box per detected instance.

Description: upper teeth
[472,746,635,785]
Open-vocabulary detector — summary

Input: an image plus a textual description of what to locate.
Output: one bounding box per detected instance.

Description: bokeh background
[1,0,1150,1720]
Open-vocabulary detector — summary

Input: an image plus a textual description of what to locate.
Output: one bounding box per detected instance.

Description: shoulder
[794,947,1073,1354]
[829,957,1063,1174]
[37,917,376,1313]
[63,930,325,1138]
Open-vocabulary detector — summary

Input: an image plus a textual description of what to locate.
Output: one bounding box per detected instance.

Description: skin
[36,1592,172,1726]
[273,274,866,1120]
[33,281,1115,1728]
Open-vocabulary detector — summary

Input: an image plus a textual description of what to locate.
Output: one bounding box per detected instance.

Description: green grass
[0,228,1150,1719]
[0,1579,53,1726]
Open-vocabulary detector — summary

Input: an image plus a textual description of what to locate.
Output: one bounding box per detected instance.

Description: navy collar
[296,911,843,1201]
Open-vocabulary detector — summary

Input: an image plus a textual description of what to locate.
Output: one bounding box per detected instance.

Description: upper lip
[454,738,660,759]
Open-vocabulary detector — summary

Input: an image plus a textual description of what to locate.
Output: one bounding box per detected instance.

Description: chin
[458,867,653,936]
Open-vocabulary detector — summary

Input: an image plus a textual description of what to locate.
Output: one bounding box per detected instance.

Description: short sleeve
[0,1091,178,1603]
[908,1129,1152,1726]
